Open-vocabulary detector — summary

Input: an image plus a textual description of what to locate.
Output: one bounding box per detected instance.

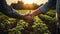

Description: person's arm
[31,0,56,17]
[0,0,22,19]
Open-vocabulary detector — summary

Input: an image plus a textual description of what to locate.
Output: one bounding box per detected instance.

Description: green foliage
[0,13,9,30]
[0,10,55,34]
[38,14,56,23]
[38,11,56,34]
[46,10,56,17]
[8,24,24,34]
[32,16,50,34]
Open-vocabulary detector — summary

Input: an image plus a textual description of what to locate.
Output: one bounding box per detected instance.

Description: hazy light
[6,0,18,5]
[6,0,48,5]
[22,0,34,4]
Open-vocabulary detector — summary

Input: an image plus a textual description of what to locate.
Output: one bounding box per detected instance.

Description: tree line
[11,1,43,10]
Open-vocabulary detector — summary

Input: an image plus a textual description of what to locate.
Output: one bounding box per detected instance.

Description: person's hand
[22,14,34,23]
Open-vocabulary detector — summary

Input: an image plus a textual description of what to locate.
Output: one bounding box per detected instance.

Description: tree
[11,1,24,10]
[32,3,40,9]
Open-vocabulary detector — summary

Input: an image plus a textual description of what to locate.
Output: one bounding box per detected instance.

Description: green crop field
[0,10,56,34]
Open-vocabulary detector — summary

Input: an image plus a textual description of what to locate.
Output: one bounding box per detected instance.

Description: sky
[6,0,48,5]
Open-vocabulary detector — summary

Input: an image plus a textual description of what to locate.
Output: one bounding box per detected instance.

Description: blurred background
[0,0,56,34]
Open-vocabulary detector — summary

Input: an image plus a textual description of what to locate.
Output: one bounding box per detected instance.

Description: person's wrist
[30,11,38,17]
[31,10,42,17]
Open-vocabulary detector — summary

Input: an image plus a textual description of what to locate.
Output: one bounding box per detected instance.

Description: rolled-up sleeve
[36,0,56,13]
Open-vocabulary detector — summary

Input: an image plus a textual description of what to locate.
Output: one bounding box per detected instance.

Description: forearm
[2,10,22,19]
[0,0,23,19]
[31,9,42,17]
[31,0,56,17]
[0,5,22,19]
[6,11,22,19]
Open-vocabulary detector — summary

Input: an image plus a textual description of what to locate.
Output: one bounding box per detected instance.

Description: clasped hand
[22,14,34,23]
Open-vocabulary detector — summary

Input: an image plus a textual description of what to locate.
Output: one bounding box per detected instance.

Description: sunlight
[23,0,34,4]
[6,0,48,5]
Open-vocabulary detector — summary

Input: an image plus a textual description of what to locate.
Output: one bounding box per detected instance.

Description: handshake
[21,14,34,23]
[20,10,41,23]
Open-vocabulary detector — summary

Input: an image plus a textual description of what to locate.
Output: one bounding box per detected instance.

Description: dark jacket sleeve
[0,0,22,19]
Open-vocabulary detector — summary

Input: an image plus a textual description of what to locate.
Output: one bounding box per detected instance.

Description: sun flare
[23,0,34,4]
